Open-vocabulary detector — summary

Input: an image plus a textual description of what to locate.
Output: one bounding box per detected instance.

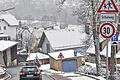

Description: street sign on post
[58,52,64,59]
[112,34,118,42]
[100,23,115,38]
[100,13,116,22]
[74,50,77,57]
[97,0,119,13]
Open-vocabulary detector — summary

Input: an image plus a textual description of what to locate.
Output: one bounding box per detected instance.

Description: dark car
[19,66,41,80]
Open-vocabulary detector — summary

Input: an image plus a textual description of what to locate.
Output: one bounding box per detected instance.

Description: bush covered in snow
[78,64,106,77]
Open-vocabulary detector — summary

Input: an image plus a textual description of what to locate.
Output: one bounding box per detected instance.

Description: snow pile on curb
[79,62,106,75]
[0,67,5,76]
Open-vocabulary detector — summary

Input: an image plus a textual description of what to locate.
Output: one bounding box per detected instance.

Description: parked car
[19,66,41,80]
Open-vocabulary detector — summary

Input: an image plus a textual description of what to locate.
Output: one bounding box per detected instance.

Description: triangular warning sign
[97,0,118,13]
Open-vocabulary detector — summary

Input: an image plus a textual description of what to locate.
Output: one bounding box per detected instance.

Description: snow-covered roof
[27,53,49,61]
[43,29,87,50]
[67,24,84,31]
[0,13,19,26]
[0,67,5,75]
[48,50,83,60]
[0,40,18,51]
[0,34,9,37]
[86,41,111,57]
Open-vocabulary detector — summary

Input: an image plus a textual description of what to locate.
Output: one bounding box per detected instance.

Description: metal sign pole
[106,39,109,80]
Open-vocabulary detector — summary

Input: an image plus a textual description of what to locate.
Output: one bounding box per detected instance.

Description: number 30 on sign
[100,23,115,38]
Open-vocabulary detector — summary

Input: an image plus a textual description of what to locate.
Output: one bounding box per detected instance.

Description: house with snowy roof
[0,13,19,40]
[0,40,18,67]
[38,29,88,54]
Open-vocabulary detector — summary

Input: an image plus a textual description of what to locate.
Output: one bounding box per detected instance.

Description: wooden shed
[48,50,84,72]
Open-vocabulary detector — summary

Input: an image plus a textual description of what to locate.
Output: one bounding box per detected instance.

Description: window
[0,26,1,30]
[4,26,6,30]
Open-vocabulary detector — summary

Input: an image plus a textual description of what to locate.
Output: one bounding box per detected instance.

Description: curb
[4,72,11,80]
[80,73,100,80]
[0,72,6,79]
[0,72,11,80]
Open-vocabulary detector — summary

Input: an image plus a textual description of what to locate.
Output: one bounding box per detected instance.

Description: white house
[38,29,88,54]
[0,13,19,40]
[0,40,18,67]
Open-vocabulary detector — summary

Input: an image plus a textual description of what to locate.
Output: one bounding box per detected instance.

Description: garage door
[62,59,76,72]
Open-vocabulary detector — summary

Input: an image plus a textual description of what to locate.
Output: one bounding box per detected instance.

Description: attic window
[4,26,6,30]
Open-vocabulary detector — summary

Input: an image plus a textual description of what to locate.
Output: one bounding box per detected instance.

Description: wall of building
[0,20,17,40]
[50,56,83,72]
[6,26,17,40]
[6,48,11,66]
[42,37,53,54]
[77,56,84,67]
[49,57,61,71]
[117,58,120,64]
[10,45,17,66]
[0,52,5,66]
[0,20,8,34]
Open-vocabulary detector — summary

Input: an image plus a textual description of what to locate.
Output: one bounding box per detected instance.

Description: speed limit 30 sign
[100,23,115,38]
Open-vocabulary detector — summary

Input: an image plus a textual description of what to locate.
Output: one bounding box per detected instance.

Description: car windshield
[22,67,37,72]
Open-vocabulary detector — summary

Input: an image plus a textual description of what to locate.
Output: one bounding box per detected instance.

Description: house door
[3,51,7,66]
[62,59,76,72]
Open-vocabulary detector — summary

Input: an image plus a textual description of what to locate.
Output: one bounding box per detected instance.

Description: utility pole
[91,0,101,76]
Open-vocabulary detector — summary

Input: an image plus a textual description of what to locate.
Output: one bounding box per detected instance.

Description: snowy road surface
[6,66,21,80]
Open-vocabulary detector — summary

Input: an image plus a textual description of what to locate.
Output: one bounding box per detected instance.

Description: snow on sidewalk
[39,64,105,80]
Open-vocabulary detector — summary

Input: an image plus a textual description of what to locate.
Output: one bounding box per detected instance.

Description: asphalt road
[6,66,21,80]
[6,66,42,80]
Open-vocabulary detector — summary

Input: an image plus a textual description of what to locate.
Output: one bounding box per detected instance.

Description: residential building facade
[0,13,19,40]
[0,40,18,67]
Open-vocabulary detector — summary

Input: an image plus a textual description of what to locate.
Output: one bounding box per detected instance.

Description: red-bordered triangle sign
[97,0,118,13]
[58,52,64,59]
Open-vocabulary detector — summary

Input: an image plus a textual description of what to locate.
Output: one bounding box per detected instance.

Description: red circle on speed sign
[100,23,115,38]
